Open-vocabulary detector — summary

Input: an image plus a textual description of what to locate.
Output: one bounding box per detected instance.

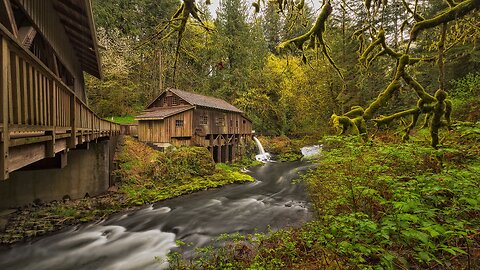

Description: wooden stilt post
[217,134,221,163]
[209,134,213,157]
[232,135,236,162]
[1,37,10,180]
[225,135,230,163]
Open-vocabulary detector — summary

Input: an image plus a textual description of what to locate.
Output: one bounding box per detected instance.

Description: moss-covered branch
[372,108,420,126]
[402,0,425,22]
[410,0,480,40]
[277,0,343,78]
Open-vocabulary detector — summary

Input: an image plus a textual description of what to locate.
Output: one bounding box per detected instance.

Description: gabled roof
[135,105,194,120]
[53,0,102,78]
[148,88,243,113]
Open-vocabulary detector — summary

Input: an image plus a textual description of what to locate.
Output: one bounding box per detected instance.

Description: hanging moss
[402,110,421,141]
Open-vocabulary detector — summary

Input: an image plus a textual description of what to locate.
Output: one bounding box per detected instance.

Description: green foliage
[172,132,480,268]
[449,72,480,99]
[449,72,480,122]
[115,137,254,205]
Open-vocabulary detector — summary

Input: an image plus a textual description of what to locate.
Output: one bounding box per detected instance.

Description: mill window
[216,117,225,126]
[176,120,184,127]
[199,115,208,125]
[172,96,180,106]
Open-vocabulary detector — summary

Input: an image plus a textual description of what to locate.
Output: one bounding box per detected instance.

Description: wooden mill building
[136,88,252,163]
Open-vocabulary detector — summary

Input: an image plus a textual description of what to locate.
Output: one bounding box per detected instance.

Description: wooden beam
[1,37,10,180]
[0,0,18,37]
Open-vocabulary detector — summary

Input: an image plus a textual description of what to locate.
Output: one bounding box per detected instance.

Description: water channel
[0,161,315,270]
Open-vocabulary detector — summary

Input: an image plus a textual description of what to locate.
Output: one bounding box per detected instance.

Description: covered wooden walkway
[0,23,120,180]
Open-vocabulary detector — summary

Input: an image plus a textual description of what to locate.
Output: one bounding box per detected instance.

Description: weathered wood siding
[150,92,189,108]
[192,108,251,136]
[15,0,85,101]
[138,109,193,143]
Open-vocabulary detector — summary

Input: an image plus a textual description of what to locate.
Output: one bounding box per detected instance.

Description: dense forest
[87,0,479,139]
[1,1,478,269]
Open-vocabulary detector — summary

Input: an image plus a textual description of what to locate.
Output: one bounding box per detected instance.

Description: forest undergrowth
[168,123,480,269]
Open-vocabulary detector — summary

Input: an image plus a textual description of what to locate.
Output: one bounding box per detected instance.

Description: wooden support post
[91,111,94,141]
[217,134,221,163]
[69,94,76,148]
[225,135,230,163]
[232,135,237,162]
[1,37,10,180]
[46,81,56,157]
[209,134,213,156]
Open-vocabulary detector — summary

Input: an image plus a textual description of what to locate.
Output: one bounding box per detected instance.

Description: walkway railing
[0,24,120,180]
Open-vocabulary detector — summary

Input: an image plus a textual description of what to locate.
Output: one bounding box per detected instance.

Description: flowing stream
[0,161,315,270]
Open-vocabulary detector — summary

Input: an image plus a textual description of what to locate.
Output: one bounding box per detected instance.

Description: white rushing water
[253,137,271,162]
[300,145,323,158]
[0,162,314,270]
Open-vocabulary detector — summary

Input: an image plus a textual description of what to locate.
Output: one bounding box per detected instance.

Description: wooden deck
[0,24,119,180]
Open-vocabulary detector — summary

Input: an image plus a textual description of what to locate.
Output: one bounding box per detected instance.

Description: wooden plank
[39,72,44,125]
[7,54,12,125]
[11,53,21,124]
[21,60,28,124]
[1,37,10,179]
[28,63,33,124]
[69,94,76,148]
[46,80,56,157]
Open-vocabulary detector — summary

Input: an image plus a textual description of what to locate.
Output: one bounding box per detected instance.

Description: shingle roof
[135,106,194,120]
[166,88,243,113]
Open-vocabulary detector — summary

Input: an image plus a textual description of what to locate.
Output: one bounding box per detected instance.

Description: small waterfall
[253,137,271,162]
[300,145,322,158]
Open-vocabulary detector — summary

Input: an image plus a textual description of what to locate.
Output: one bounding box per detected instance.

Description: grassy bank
[115,137,255,205]
[0,137,256,245]
[107,115,136,124]
[170,125,480,269]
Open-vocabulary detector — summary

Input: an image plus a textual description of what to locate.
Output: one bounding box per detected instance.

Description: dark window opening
[172,96,179,106]
[243,120,246,124]
[199,115,208,125]
[216,117,225,126]
[176,120,184,127]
